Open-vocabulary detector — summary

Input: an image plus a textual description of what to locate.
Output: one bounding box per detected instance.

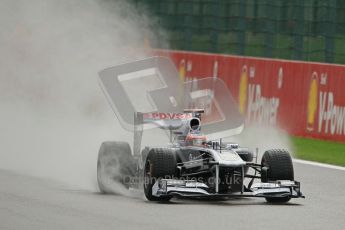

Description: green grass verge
[291,136,345,167]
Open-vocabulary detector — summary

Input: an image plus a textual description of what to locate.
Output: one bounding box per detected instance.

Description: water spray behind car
[0,0,167,194]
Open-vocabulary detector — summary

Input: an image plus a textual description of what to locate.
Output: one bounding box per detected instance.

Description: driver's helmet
[185,133,207,146]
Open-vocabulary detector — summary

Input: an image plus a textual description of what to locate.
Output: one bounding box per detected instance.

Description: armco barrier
[155,50,345,142]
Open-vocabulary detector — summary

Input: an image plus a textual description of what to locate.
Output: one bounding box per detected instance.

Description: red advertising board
[154,49,345,142]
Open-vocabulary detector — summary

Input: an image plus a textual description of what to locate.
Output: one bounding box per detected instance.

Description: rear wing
[133,112,194,155]
[141,112,193,129]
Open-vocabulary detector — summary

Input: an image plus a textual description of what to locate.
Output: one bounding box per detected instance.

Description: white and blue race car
[96,57,304,203]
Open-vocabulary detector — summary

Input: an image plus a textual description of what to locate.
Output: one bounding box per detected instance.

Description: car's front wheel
[144,148,177,202]
[261,149,294,203]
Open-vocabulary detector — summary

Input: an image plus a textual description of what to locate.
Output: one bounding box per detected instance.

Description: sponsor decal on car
[143,112,193,120]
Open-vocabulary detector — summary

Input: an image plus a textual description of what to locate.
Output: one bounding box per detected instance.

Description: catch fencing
[136,0,345,64]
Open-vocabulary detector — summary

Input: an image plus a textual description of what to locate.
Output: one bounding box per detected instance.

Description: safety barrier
[155,49,345,142]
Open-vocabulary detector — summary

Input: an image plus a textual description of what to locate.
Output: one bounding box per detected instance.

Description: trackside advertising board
[155,50,345,142]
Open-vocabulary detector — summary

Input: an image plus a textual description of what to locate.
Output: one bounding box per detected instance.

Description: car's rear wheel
[144,148,177,202]
[261,149,294,203]
[97,141,135,193]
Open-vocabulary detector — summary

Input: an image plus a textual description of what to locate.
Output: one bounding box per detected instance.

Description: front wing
[152,179,305,199]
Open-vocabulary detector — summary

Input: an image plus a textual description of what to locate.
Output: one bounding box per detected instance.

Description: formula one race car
[96,57,304,203]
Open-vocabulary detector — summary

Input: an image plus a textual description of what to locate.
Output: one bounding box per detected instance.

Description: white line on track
[293,158,345,171]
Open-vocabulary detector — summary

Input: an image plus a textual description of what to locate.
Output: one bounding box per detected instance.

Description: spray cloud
[0,0,166,191]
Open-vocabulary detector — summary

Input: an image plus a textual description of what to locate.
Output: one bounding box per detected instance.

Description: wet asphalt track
[1,162,345,230]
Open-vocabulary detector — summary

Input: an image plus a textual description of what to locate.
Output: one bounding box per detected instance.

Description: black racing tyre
[97,141,135,193]
[261,149,294,203]
[144,148,177,202]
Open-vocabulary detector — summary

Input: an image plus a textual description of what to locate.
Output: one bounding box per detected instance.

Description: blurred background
[133,0,345,64]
